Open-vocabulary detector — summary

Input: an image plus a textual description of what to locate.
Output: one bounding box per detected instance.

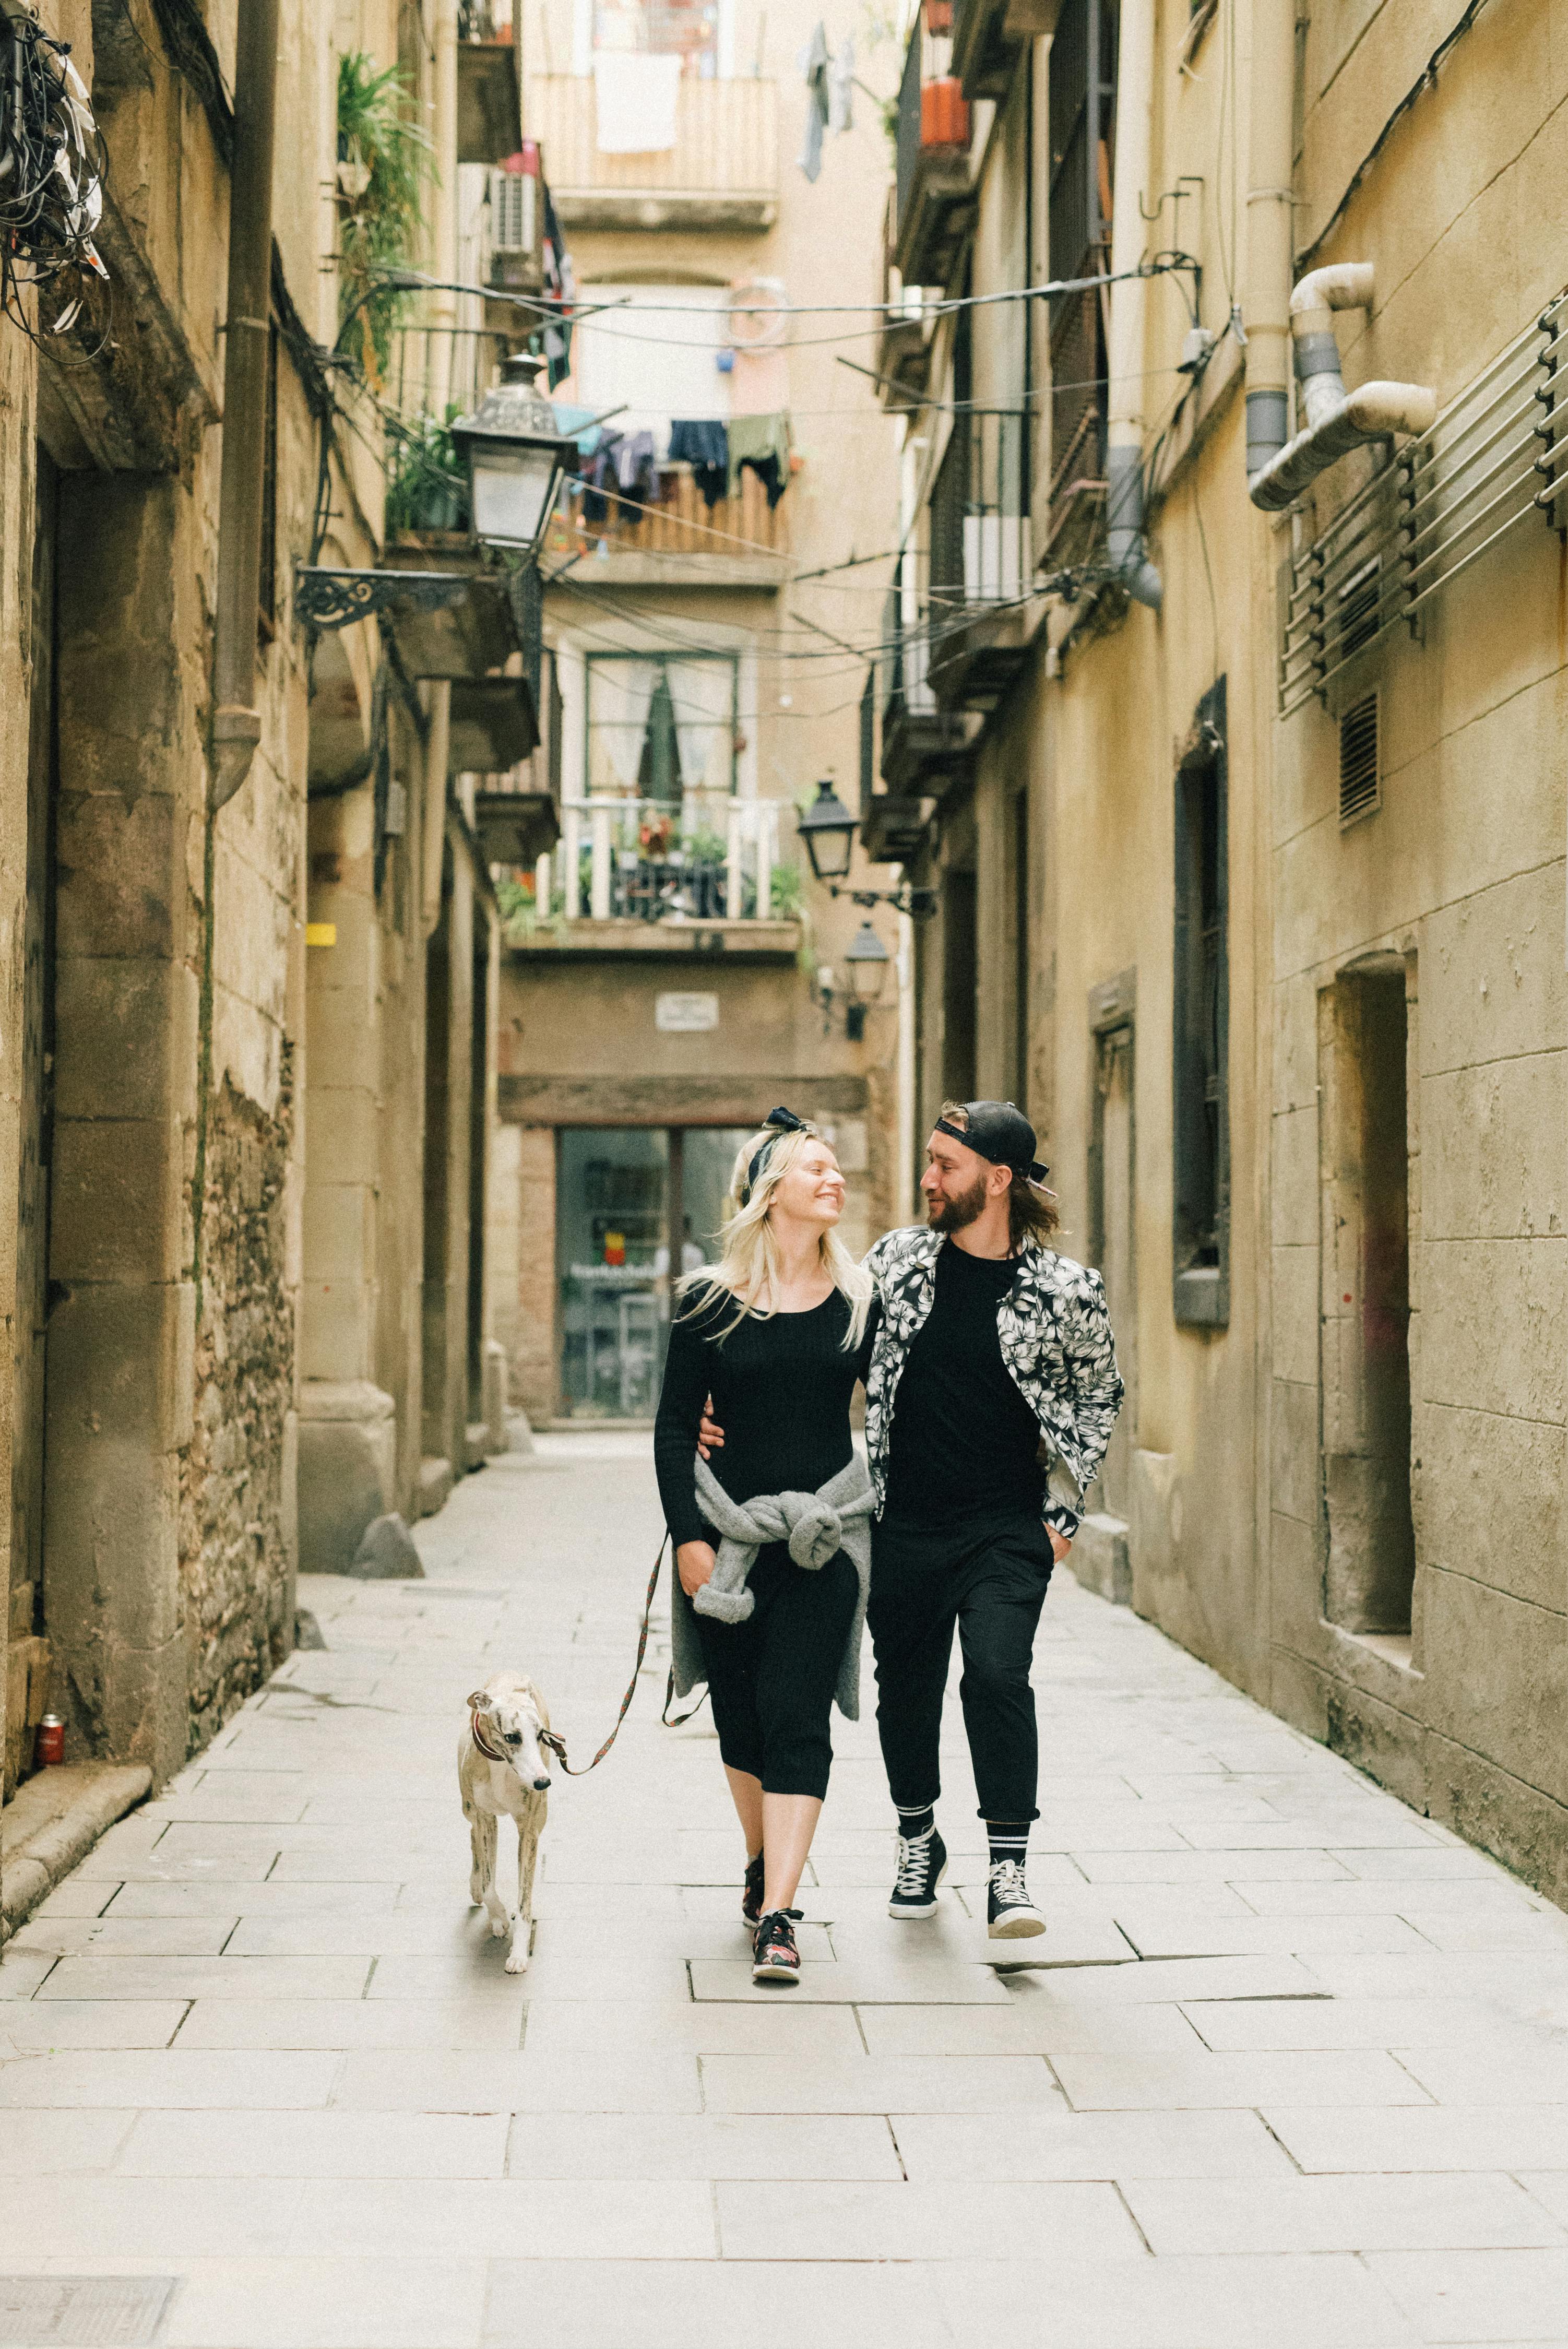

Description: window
[585,651,737,800]
[1172,679,1228,1327]
[1045,0,1115,559]
[575,0,733,77]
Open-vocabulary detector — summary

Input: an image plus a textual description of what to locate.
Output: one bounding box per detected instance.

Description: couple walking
[653,1101,1123,1985]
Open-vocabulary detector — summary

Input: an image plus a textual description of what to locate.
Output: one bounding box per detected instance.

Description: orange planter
[923,0,954,29]
[921,75,969,148]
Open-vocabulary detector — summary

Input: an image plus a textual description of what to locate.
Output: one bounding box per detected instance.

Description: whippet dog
[459,1671,553,1973]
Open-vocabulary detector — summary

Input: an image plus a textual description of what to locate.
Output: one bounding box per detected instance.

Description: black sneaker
[987,1859,1046,1939]
[888,1826,947,1920]
[752,1908,803,1984]
[741,1852,765,1927]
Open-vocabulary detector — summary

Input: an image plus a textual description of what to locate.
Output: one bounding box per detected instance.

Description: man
[702,1099,1122,1940]
[861,1102,1122,1938]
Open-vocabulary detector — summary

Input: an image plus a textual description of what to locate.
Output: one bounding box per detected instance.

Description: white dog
[459,1671,554,1973]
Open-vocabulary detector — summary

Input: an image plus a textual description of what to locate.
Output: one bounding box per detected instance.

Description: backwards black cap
[738,1106,809,1205]
[933,1101,1050,1188]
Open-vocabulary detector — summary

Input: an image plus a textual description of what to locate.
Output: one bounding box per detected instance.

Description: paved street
[5,1432,1568,2347]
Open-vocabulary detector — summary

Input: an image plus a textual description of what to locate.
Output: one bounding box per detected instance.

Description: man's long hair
[675,1121,874,1347]
[940,1102,1061,1249]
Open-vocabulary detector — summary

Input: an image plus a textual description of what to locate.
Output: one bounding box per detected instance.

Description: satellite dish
[727,277,789,351]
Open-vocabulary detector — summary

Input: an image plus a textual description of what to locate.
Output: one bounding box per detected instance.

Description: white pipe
[1249,262,1435,512]
[1103,0,1160,611]
[1243,0,1296,481]
[431,0,459,416]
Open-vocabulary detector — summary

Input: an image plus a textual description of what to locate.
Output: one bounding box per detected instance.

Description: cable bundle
[0,12,108,336]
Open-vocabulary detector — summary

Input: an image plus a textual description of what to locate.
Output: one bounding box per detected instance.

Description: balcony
[952,0,1058,100]
[890,20,979,295]
[859,665,934,868]
[511,792,800,957]
[875,189,938,413]
[925,407,1038,712]
[880,575,981,802]
[524,74,778,233]
[543,462,789,589]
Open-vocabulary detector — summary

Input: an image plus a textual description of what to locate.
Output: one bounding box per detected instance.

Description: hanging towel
[669,418,730,507]
[614,429,658,503]
[593,52,682,155]
[551,402,603,457]
[795,21,830,182]
[828,35,856,135]
[727,411,793,507]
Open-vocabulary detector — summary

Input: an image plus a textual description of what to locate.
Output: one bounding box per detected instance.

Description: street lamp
[842,919,891,1041]
[450,353,578,556]
[797,778,857,884]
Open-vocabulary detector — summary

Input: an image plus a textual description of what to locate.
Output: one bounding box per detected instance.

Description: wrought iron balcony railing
[547,792,794,926]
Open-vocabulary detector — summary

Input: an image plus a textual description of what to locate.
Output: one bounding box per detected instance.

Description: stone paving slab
[3,1431,1568,2345]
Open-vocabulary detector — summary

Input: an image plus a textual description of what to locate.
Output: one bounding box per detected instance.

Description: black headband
[739,1106,809,1204]
[932,1114,1051,1187]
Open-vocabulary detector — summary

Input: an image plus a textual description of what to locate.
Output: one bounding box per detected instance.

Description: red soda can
[36,1715,65,1766]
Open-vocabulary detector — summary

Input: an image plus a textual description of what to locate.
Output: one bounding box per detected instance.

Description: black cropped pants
[695,1540,860,1801]
[868,1511,1054,1821]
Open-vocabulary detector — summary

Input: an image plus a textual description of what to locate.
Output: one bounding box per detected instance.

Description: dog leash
[534,1533,708,1778]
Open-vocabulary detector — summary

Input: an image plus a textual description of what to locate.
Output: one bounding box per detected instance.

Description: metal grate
[1338,692,1381,827]
[1279,287,1568,715]
[0,2279,176,2347]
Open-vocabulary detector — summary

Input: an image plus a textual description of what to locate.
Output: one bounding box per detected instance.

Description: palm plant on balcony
[337,52,433,385]
[385,409,470,538]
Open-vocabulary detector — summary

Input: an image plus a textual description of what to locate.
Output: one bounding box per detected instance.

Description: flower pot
[920,76,969,148]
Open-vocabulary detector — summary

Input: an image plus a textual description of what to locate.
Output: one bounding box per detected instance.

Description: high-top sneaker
[888,1825,947,1919]
[987,1858,1046,1939]
[741,1852,765,1927]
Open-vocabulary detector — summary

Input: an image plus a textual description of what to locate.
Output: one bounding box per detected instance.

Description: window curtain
[670,658,734,807]
[588,658,659,794]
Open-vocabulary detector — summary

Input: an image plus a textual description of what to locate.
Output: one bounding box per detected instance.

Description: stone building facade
[0,0,521,1912]
[493,0,906,1426]
[871,0,1568,1899]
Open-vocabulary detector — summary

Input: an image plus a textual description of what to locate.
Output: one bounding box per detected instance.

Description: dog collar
[469,1708,510,1764]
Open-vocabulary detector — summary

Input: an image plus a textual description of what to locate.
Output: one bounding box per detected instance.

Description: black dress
[654,1281,875,1799]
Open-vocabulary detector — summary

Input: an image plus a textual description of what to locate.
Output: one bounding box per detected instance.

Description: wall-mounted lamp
[842,920,891,1041]
[450,353,578,557]
[798,779,939,919]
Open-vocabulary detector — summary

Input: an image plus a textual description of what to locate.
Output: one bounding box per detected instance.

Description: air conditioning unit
[489,150,542,293]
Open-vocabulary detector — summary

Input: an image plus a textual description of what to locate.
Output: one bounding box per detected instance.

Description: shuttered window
[1339,692,1381,827]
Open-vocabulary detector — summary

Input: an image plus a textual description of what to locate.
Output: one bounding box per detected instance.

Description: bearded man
[860,1102,1123,1938]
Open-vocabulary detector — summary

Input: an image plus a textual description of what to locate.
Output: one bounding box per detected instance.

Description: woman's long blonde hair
[677,1121,873,1349]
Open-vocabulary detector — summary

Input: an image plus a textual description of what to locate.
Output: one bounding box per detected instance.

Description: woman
[655,1108,876,1985]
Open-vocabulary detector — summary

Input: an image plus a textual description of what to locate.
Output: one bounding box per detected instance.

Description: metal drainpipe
[1103,0,1161,611]
[1242,0,1296,485]
[210,0,280,811]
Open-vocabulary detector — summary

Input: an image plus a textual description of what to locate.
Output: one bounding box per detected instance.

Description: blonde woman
[654,1108,877,1985]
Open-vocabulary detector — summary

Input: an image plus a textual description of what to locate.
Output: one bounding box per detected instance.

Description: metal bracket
[829,881,938,919]
[293,564,474,631]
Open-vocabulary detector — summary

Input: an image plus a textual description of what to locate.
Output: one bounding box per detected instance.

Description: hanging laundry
[726,411,794,508]
[668,418,730,507]
[614,429,658,504]
[539,180,576,388]
[828,35,855,135]
[796,21,830,182]
[593,52,681,155]
[551,402,604,457]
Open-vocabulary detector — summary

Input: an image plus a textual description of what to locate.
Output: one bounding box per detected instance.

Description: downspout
[1248,264,1435,511]
[1242,0,1295,486]
[210,0,280,810]
[1103,0,1161,610]
[430,0,459,415]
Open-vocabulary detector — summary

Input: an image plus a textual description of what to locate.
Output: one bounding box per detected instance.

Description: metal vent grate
[0,2279,175,2347]
[1280,284,1568,714]
[1339,693,1381,827]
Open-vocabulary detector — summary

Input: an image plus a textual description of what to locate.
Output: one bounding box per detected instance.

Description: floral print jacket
[862,1226,1125,1540]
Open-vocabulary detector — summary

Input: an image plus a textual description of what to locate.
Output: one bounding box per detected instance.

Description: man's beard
[927,1171,990,1232]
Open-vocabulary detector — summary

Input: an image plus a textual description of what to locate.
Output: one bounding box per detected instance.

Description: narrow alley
[4,1433,1568,2348]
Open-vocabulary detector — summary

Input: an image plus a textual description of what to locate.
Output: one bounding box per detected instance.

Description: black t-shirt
[654,1281,877,1550]
[881,1241,1043,1526]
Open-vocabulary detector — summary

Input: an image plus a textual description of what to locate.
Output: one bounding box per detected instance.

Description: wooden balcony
[543,464,790,588]
[525,74,778,231]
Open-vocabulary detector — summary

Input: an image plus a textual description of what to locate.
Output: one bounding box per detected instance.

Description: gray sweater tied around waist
[668,1452,874,1719]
